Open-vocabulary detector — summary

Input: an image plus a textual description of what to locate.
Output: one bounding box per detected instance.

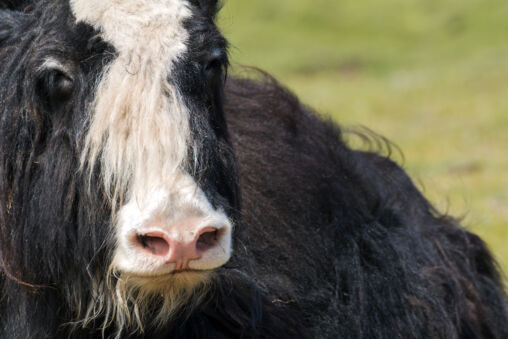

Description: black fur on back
[224,74,508,338]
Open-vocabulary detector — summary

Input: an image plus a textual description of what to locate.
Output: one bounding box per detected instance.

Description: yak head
[0,0,238,335]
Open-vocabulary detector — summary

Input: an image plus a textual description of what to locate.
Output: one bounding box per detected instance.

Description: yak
[0,0,507,338]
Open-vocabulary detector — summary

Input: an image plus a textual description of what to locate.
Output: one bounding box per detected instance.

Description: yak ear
[0,9,27,44]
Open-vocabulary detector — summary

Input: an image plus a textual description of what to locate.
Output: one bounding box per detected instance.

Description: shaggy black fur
[0,0,507,338]
[224,76,508,338]
[0,3,113,337]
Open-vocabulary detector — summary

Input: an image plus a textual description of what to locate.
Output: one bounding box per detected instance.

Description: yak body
[225,77,508,338]
[0,0,507,338]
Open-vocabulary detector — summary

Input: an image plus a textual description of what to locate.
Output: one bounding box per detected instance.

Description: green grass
[219,0,508,277]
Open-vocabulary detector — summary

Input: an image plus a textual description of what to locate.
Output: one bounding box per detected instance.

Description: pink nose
[136,226,219,271]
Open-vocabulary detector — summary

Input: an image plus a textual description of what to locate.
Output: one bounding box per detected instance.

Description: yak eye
[205,57,223,76]
[204,48,226,89]
[37,68,74,111]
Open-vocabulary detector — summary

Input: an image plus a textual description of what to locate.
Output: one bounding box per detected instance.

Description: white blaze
[72,0,193,205]
[72,0,233,275]
[71,1,232,334]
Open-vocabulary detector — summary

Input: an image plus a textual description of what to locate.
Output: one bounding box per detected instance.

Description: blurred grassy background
[219,0,508,277]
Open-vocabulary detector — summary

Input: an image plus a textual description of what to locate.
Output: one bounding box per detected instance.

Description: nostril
[196,227,219,252]
[137,233,170,257]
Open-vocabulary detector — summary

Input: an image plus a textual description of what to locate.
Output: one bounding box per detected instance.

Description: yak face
[72,0,236,278]
[0,0,237,334]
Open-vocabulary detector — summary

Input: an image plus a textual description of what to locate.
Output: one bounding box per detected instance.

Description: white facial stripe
[70,1,232,334]
[72,0,193,204]
[72,0,233,273]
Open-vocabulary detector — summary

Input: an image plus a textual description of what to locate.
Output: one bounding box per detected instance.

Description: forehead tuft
[70,0,192,54]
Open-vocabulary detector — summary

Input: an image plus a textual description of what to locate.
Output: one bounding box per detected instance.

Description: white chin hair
[82,269,214,339]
